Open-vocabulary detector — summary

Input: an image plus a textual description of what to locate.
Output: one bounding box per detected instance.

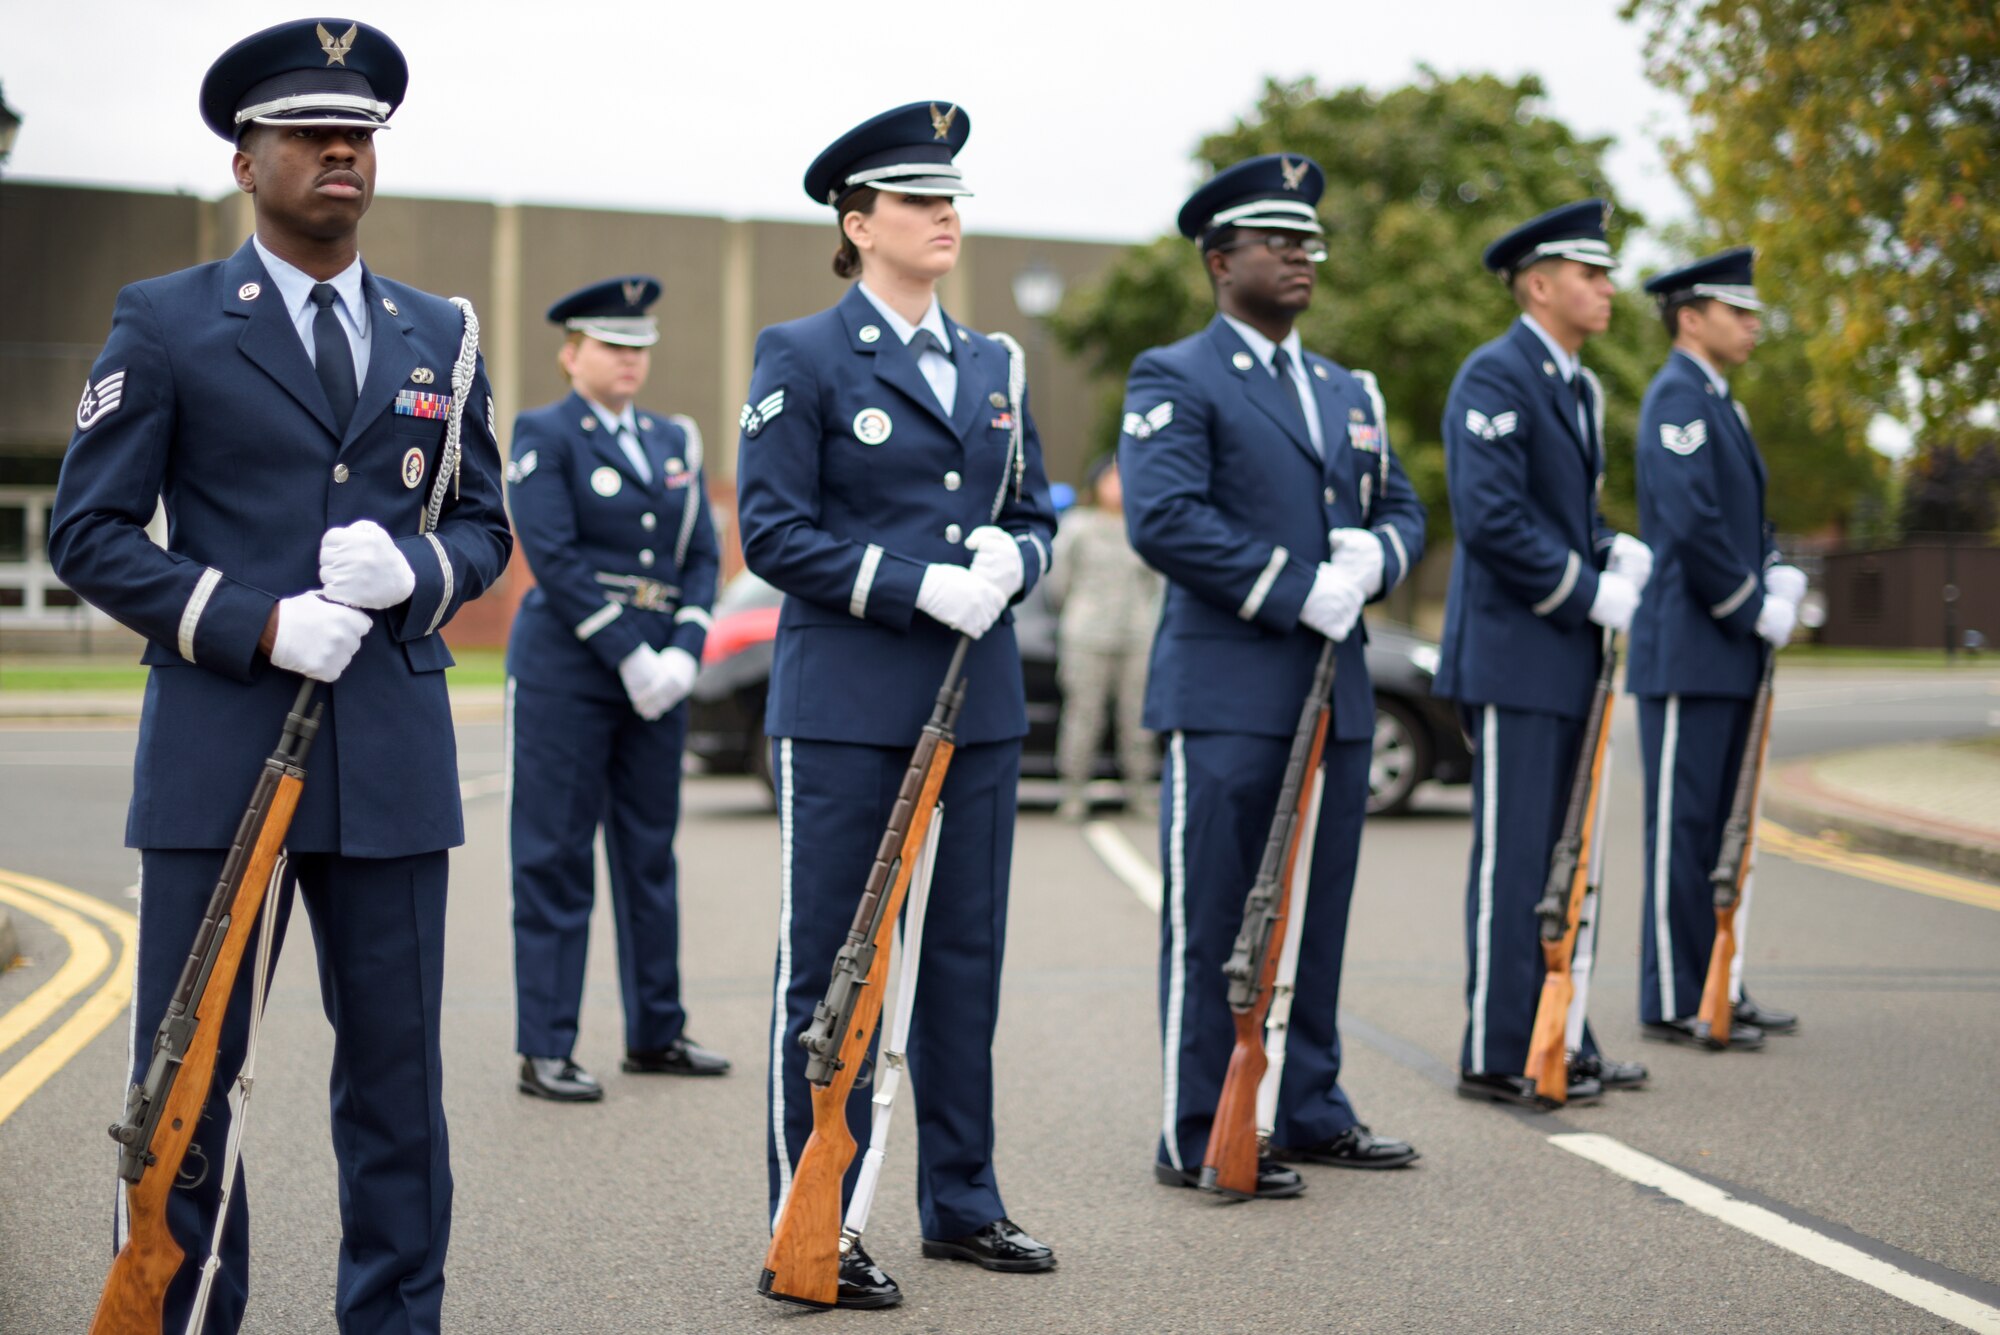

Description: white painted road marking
[1552,1133,2000,1333]
[1081,819,1161,911]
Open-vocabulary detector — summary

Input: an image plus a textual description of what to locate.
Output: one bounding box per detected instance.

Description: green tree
[1050,71,1661,538]
[1624,0,1999,455]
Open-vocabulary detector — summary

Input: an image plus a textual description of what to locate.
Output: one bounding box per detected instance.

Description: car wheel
[748,718,776,804]
[1369,696,1431,817]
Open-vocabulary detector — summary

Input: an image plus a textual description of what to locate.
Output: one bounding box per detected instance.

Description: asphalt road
[1,665,1996,1333]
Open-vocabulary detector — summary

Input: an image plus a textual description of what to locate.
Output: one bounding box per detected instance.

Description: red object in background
[703,605,781,665]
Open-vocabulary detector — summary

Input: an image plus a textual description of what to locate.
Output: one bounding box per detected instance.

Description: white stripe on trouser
[502,678,517,894]
[1161,732,1190,1170]
[1654,697,1682,1019]
[1469,707,1499,1073]
[114,858,142,1249]
[1565,739,1615,1053]
[770,738,796,1223]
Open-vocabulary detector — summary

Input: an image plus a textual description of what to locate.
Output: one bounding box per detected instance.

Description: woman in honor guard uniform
[48,20,511,1332]
[1436,201,1653,1111]
[1118,154,1428,1199]
[505,278,728,1101]
[735,102,1059,1308]
[1631,248,1805,1049]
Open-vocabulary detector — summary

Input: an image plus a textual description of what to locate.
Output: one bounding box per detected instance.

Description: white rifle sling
[1257,767,1325,1143]
[1565,740,1615,1056]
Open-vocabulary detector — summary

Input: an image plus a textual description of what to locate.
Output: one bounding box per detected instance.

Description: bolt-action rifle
[1525,630,1618,1103]
[760,639,970,1308]
[1697,650,1776,1046]
[1200,639,1337,1199]
[90,681,322,1335]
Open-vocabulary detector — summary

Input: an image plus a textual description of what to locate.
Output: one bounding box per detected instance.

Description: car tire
[748,716,776,805]
[1369,695,1431,817]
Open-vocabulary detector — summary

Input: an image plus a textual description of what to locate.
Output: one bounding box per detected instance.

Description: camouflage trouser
[1056,644,1156,789]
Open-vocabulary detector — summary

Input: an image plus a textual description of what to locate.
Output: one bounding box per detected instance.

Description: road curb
[1765,760,2000,883]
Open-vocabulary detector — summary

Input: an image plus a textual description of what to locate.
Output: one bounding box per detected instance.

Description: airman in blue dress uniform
[48,20,511,1332]
[1631,247,1805,1049]
[505,277,728,1102]
[1436,201,1653,1110]
[735,102,1059,1308]
[1119,155,1429,1197]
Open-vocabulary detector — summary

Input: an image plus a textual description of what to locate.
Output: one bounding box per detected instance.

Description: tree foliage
[1050,72,1661,537]
[1899,427,2000,535]
[1625,0,2000,451]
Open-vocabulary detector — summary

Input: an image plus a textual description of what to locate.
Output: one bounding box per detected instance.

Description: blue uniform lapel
[1508,321,1591,459]
[1208,319,1318,469]
[839,286,956,435]
[346,271,417,451]
[568,391,649,489]
[224,242,339,438]
[945,316,986,442]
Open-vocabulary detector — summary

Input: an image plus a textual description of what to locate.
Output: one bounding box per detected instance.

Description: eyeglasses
[1212,234,1330,263]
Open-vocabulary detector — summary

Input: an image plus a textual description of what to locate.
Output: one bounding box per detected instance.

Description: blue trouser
[1638,693,1754,1024]
[1155,730,1371,1170]
[765,736,1018,1241]
[1458,704,1607,1076]
[508,679,689,1059]
[127,848,451,1335]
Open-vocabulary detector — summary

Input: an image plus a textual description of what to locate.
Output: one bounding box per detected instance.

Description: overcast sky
[4,0,1692,268]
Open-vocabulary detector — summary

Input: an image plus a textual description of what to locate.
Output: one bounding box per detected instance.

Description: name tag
[1347,422,1382,453]
[395,390,454,419]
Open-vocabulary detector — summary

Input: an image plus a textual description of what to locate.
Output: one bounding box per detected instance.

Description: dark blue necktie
[310,282,358,435]
[910,328,949,360]
[1271,347,1317,457]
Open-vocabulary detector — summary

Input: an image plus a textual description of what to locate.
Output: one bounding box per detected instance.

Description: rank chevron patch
[76,371,127,430]
[740,389,786,439]
[1659,420,1708,455]
[1122,401,1174,440]
[1464,408,1519,440]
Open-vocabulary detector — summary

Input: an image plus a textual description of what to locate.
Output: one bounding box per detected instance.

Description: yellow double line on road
[1760,819,2000,913]
[0,868,137,1125]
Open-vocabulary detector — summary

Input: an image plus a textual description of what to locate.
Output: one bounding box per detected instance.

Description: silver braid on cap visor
[235,92,391,125]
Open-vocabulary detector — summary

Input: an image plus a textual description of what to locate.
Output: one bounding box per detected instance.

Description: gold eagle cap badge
[317,22,358,66]
[1280,156,1308,191]
[621,279,648,308]
[930,103,958,141]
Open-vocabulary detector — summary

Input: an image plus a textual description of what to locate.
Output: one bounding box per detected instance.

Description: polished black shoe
[1273,1124,1419,1170]
[1153,1159,1304,1198]
[921,1217,1057,1273]
[1735,992,1798,1033]
[1456,1070,1603,1110]
[518,1057,603,1102]
[1641,1017,1765,1051]
[1572,1051,1649,1089]
[837,1241,903,1309]
[621,1037,731,1076]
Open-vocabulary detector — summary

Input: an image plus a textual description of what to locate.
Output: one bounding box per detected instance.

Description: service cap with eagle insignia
[1177,153,1326,248]
[546,275,662,348]
[1644,246,1763,313]
[199,18,408,142]
[1483,199,1617,282]
[804,101,974,210]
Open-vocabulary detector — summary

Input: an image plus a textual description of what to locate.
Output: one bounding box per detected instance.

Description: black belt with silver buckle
[595,574,680,612]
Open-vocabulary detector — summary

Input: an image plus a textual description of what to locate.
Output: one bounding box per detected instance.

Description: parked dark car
[687,570,1470,815]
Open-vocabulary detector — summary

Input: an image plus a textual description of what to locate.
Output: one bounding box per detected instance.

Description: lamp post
[0,84,22,174]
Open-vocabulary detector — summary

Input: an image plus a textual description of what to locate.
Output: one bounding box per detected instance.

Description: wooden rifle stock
[1524,633,1618,1102]
[90,681,321,1335]
[1200,641,1337,1199]
[760,640,970,1308]
[1697,651,1776,1045]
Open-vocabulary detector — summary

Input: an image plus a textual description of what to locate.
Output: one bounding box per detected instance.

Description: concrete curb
[1765,759,2000,883]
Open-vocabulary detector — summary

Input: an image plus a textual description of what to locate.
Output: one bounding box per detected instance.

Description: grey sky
[4,0,1691,269]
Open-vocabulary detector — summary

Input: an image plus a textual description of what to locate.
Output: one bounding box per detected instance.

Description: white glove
[656,646,700,713]
[964,526,1025,600]
[269,592,373,682]
[1299,564,1366,642]
[319,520,416,610]
[1587,570,1640,634]
[1609,533,1654,592]
[1765,563,1807,605]
[617,646,678,721]
[917,563,1008,639]
[1328,528,1385,598]
[1755,596,1798,647]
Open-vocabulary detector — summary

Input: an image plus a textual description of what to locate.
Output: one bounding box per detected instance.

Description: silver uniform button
[945,523,962,545]
[1323,486,1335,504]
[640,512,657,531]
[944,471,962,491]
[333,463,350,483]
[639,549,655,568]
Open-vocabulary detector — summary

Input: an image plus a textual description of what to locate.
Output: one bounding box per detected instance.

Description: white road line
[1552,1133,2000,1333]
[1081,820,1161,912]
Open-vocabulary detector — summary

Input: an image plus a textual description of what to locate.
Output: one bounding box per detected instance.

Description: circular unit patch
[591,466,623,497]
[852,408,893,446]
[402,447,426,489]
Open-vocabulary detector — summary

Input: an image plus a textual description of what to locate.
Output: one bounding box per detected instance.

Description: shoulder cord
[421,297,480,535]
[986,332,1027,522]
[668,413,705,568]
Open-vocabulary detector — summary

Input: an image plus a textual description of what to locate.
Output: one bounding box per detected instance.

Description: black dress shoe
[921,1217,1057,1273]
[621,1037,731,1076]
[518,1057,603,1102]
[1735,992,1798,1032]
[1456,1070,1603,1110]
[1571,1051,1649,1089]
[1641,1017,1765,1051]
[837,1241,903,1309]
[1273,1124,1420,1170]
[1153,1159,1304,1198]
